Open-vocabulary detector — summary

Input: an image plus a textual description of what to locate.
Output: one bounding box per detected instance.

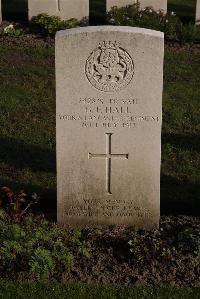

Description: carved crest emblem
[85,41,134,92]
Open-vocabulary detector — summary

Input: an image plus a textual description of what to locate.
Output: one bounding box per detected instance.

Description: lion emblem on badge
[85,41,134,92]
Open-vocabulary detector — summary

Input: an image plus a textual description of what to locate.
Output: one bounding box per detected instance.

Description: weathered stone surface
[138,0,167,12]
[56,26,164,229]
[107,0,167,13]
[196,0,200,24]
[28,0,89,22]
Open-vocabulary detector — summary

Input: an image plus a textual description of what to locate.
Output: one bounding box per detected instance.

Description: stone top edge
[56,26,164,39]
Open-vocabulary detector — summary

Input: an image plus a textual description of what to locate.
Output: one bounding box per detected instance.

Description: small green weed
[3,24,23,38]
[0,187,38,224]
[31,13,78,35]
[127,231,177,263]
[178,23,200,44]
[177,225,200,256]
[0,214,89,280]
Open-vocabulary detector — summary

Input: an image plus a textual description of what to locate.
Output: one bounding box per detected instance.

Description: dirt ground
[57,216,200,287]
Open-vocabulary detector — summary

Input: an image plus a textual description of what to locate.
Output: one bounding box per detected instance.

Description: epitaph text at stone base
[56,26,164,229]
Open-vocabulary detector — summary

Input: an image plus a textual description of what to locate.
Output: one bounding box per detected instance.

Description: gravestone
[56,26,164,229]
[107,0,134,11]
[196,0,200,24]
[138,0,167,13]
[107,0,167,13]
[28,0,89,22]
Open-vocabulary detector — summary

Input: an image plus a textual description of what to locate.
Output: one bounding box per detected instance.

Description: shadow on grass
[161,133,199,216]
[162,133,200,152]
[161,174,200,216]
[0,136,55,173]
[0,177,57,221]
[0,136,56,220]
[0,135,199,220]
[2,0,28,21]
[168,3,196,23]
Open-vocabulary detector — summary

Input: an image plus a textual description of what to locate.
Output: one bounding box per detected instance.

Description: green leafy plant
[29,247,54,280]
[69,229,90,257]
[31,13,78,35]
[177,225,200,256]
[127,231,176,263]
[52,239,74,272]
[178,23,200,44]
[107,3,199,43]
[0,222,26,273]
[0,187,38,223]
[3,24,23,37]
[0,215,89,280]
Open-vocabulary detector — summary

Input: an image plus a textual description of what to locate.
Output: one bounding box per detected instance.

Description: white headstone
[56,26,164,229]
[196,0,200,24]
[28,0,89,22]
[138,0,167,13]
[107,0,135,11]
[107,0,167,13]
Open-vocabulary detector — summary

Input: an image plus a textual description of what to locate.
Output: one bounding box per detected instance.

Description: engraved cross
[89,133,129,195]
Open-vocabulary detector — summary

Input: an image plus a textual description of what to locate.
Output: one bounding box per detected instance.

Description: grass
[0,281,200,299]
[0,45,56,216]
[162,46,200,214]
[0,42,199,217]
[168,0,196,23]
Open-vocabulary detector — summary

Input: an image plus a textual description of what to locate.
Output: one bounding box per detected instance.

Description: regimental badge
[85,41,134,92]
